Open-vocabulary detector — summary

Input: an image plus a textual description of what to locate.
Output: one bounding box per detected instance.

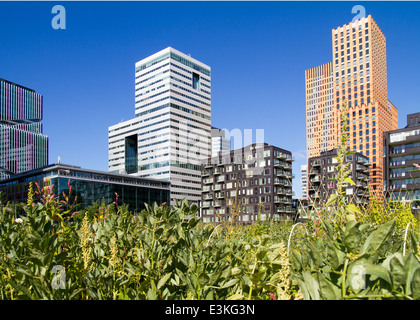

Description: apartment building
[384,112,420,210]
[307,148,370,207]
[201,143,295,224]
[108,47,212,205]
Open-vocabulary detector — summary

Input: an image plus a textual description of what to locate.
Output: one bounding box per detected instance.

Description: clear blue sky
[1,1,420,198]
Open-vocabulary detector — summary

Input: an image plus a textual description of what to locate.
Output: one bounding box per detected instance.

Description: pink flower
[269,293,277,300]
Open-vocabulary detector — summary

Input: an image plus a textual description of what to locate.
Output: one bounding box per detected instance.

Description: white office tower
[108,47,211,205]
[211,127,230,157]
[301,164,308,201]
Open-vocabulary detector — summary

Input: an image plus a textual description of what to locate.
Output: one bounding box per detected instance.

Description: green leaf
[157,272,172,290]
[344,177,355,185]
[325,194,339,207]
[361,221,395,255]
[404,253,420,296]
[221,278,239,289]
[365,264,392,285]
[306,241,322,268]
[317,272,337,300]
[227,293,244,300]
[302,271,320,300]
[345,204,361,214]
[390,256,407,290]
[343,223,362,253]
[411,268,420,300]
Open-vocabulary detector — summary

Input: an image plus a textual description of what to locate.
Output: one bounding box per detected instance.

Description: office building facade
[305,15,398,193]
[109,47,211,205]
[211,127,230,157]
[0,78,48,181]
[0,163,170,213]
[201,143,295,224]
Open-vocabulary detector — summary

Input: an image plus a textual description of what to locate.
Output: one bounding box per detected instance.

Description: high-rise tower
[0,78,49,181]
[305,15,398,192]
[109,47,211,205]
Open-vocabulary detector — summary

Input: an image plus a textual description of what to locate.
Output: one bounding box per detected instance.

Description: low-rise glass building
[0,163,170,213]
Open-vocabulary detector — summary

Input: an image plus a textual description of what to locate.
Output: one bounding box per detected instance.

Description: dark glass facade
[0,163,170,213]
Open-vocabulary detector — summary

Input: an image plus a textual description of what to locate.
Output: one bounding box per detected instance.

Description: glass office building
[0,163,170,213]
[0,78,48,181]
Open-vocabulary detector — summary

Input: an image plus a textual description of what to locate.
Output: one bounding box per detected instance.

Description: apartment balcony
[308,170,317,176]
[276,188,286,194]
[285,155,294,162]
[204,163,213,168]
[276,171,286,178]
[311,176,321,183]
[312,160,321,167]
[277,153,287,160]
[216,192,225,199]
[202,185,211,192]
[203,178,214,184]
[356,164,363,172]
[202,201,211,208]
[214,200,222,207]
[214,168,222,175]
[274,161,284,168]
[216,176,225,183]
[203,194,213,200]
[214,184,222,191]
[274,179,282,185]
[202,170,211,177]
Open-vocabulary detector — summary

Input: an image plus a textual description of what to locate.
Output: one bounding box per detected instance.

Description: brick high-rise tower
[305,15,398,194]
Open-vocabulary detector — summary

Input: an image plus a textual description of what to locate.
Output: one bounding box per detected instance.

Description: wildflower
[275,241,291,300]
[15,218,23,223]
[269,293,277,300]
[80,213,94,272]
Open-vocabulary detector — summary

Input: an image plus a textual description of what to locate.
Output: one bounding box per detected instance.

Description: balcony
[202,185,211,192]
[203,178,214,184]
[276,170,286,177]
[214,168,222,175]
[312,160,321,167]
[202,201,211,208]
[203,194,213,200]
[216,192,225,199]
[204,163,213,168]
[274,160,284,168]
[214,184,222,191]
[202,170,211,177]
[216,176,225,183]
[214,200,222,207]
[277,153,287,160]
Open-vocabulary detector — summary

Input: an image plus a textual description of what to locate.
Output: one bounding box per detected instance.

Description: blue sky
[1,1,420,198]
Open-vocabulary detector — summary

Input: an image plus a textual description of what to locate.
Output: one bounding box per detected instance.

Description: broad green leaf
[411,268,420,300]
[227,293,244,300]
[345,204,361,214]
[365,264,392,285]
[390,257,407,290]
[343,223,362,253]
[157,272,172,290]
[361,221,395,254]
[405,253,420,296]
[317,272,337,300]
[325,194,339,207]
[221,278,239,289]
[344,177,355,185]
[302,271,320,300]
